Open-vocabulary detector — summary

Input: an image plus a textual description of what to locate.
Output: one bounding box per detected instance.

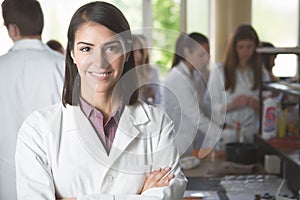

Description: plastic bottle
[262,96,277,140]
[277,102,286,138]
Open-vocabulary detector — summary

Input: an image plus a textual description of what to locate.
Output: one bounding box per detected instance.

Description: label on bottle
[264,107,276,132]
[262,98,277,139]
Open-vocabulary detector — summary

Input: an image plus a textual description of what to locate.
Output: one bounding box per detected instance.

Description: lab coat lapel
[108,103,150,164]
[65,105,110,164]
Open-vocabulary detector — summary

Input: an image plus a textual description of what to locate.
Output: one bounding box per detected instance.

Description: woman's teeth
[92,72,110,77]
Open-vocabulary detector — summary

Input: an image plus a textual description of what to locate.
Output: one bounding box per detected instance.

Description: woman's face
[185,42,210,70]
[236,39,256,64]
[71,22,128,98]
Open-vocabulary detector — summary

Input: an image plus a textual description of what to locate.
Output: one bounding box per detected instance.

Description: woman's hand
[246,96,259,113]
[225,94,249,112]
[140,167,174,194]
[226,95,259,113]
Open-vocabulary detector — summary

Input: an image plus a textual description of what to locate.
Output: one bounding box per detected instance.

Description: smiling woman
[15,1,187,199]
[70,22,129,106]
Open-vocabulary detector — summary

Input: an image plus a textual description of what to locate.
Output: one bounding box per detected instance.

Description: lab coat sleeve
[206,64,226,126]
[141,118,187,200]
[15,114,56,200]
[171,75,222,155]
[165,68,219,150]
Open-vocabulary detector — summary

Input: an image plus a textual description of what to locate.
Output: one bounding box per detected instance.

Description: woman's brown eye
[80,47,91,52]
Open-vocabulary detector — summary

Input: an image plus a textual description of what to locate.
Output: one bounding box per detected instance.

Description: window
[252,0,299,78]
[187,0,210,37]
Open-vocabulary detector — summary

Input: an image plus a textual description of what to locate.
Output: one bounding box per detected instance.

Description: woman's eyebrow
[103,40,122,46]
[76,41,94,46]
[76,40,121,46]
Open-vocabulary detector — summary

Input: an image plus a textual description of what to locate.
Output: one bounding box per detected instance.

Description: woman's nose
[92,47,109,69]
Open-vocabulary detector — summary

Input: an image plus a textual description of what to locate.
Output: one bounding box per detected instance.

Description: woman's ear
[70,51,76,64]
[183,47,190,58]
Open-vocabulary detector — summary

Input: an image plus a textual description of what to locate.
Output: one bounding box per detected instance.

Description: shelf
[256,47,300,54]
[263,82,300,96]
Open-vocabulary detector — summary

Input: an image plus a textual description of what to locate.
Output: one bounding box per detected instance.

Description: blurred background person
[207,24,270,145]
[163,32,220,157]
[132,34,162,105]
[0,0,65,199]
[260,41,278,82]
[47,39,66,56]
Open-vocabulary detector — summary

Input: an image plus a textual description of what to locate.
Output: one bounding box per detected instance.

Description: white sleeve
[206,64,226,126]
[140,116,187,200]
[15,116,56,200]
[162,71,201,154]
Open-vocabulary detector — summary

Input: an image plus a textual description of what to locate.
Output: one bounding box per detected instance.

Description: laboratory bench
[182,135,299,200]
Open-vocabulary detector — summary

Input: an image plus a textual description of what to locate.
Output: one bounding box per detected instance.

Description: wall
[211,0,252,63]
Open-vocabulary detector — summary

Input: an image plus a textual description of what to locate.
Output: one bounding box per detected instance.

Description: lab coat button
[107,175,113,182]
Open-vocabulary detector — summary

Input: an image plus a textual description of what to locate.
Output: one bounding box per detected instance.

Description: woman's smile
[89,70,112,81]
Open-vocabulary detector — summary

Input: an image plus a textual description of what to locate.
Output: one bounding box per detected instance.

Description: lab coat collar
[108,102,150,164]
[63,102,150,164]
[177,61,194,78]
[10,39,48,51]
[64,105,109,161]
[125,101,149,125]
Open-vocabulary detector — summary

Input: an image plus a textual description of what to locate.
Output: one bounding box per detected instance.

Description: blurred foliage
[152,0,180,78]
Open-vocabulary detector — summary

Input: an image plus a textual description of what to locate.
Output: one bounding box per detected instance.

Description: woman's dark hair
[172,32,209,68]
[47,39,65,55]
[62,1,138,107]
[1,0,44,36]
[260,41,275,71]
[223,24,261,93]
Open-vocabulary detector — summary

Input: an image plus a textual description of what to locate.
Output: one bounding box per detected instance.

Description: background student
[260,41,278,82]
[207,24,270,144]
[132,34,162,105]
[0,0,65,199]
[163,32,221,157]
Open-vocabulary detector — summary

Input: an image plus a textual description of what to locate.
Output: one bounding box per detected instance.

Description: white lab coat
[0,39,65,200]
[15,101,187,200]
[162,62,222,156]
[207,64,270,142]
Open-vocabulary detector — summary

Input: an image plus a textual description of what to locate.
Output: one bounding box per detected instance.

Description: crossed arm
[59,167,175,200]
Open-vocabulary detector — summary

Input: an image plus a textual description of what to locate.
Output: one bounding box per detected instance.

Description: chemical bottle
[277,102,286,138]
[262,96,277,140]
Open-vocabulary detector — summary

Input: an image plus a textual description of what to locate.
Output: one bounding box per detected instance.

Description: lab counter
[182,149,291,199]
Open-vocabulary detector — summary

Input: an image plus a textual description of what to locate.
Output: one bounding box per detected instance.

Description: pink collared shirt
[79,98,120,154]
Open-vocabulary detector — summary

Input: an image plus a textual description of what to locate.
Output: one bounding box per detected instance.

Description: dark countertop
[183,150,266,200]
[186,177,229,200]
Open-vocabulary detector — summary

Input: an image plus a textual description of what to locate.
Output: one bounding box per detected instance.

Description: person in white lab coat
[206,24,270,143]
[0,0,65,199]
[132,34,162,105]
[162,33,223,157]
[15,2,187,199]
